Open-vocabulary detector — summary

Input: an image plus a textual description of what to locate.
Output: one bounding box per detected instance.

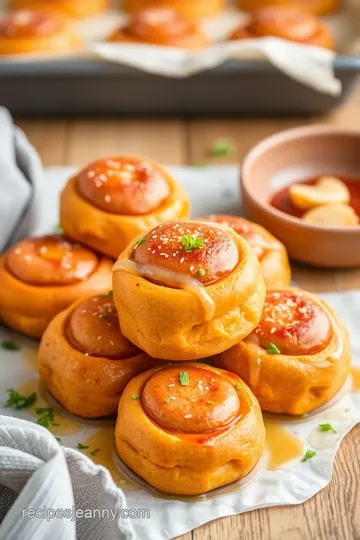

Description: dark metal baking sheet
[1,57,360,116]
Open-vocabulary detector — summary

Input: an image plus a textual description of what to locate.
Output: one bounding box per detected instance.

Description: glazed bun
[9,0,110,18]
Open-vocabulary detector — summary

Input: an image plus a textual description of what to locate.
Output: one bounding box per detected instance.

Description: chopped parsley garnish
[131,393,140,400]
[76,442,90,450]
[54,223,63,233]
[55,437,61,443]
[101,314,110,320]
[302,449,316,462]
[5,389,36,409]
[1,340,20,351]
[198,267,206,278]
[209,139,236,158]
[266,343,281,355]
[90,448,100,456]
[194,161,208,168]
[181,235,204,253]
[100,290,113,297]
[179,371,189,386]
[134,237,145,248]
[164,396,171,403]
[35,407,54,428]
[318,423,337,434]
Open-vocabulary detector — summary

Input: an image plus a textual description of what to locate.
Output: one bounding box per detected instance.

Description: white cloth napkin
[0,108,43,252]
[0,416,135,540]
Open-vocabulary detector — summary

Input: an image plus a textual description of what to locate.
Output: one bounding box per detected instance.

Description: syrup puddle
[23,348,38,370]
[81,428,139,492]
[264,422,304,470]
[17,378,82,436]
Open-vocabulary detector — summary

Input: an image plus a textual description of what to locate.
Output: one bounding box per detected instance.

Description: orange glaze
[270,176,360,219]
[228,7,335,50]
[133,220,239,286]
[206,214,266,259]
[115,363,265,494]
[142,366,241,434]
[60,155,190,259]
[216,287,351,415]
[107,8,209,49]
[9,0,110,19]
[6,235,98,286]
[77,157,170,215]
[235,0,340,16]
[0,10,62,38]
[255,289,332,355]
[0,10,81,55]
[0,235,112,338]
[66,294,139,358]
[38,292,158,418]
[123,0,226,19]
[205,214,291,289]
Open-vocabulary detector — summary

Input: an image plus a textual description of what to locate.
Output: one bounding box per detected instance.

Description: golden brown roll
[10,0,109,18]
[113,219,266,360]
[206,215,291,289]
[228,7,335,50]
[235,0,340,16]
[217,288,351,415]
[0,10,81,55]
[60,157,190,260]
[115,363,265,494]
[0,235,112,338]
[38,292,159,418]
[123,0,226,19]
[107,8,209,48]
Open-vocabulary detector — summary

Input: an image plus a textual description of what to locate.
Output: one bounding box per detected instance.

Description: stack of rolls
[3,153,351,496]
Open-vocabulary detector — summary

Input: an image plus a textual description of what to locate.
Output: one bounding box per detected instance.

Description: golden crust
[112,224,266,360]
[122,0,226,19]
[235,0,340,16]
[251,222,291,288]
[115,364,265,495]
[0,253,112,338]
[60,158,190,260]
[38,301,157,418]
[217,288,351,415]
[10,0,110,18]
[0,11,81,55]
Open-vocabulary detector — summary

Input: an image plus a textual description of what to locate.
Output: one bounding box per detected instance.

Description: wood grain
[17,84,360,540]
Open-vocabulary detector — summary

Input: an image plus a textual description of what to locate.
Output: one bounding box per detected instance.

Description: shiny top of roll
[6,235,98,286]
[76,157,170,215]
[142,366,242,434]
[0,10,63,38]
[255,289,332,355]
[133,220,239,285]
[207,214,267,259]
[66,293,140,358]
[121,7,198,44]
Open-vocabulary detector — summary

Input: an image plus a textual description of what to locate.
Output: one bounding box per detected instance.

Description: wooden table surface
[16,85,360,540]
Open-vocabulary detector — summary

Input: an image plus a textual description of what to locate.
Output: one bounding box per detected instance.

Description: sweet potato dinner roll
[228,7,335,50]
[206,215,291,289]
[0,10,81,55]
[123,0,225,19]
[0,235,112,338]
[107,8,209,48]
[235,0,340,16]
[217,288,351,415]
[113,219,266,360]
[115,364,265,495]
[60,157,189,259]
[38,293,158,418]
[10,0,109,18]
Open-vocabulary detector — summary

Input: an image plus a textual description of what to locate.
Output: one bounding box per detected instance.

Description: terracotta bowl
[241,125,360,268]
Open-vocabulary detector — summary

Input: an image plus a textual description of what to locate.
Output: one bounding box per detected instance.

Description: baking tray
[1,56,360,117]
